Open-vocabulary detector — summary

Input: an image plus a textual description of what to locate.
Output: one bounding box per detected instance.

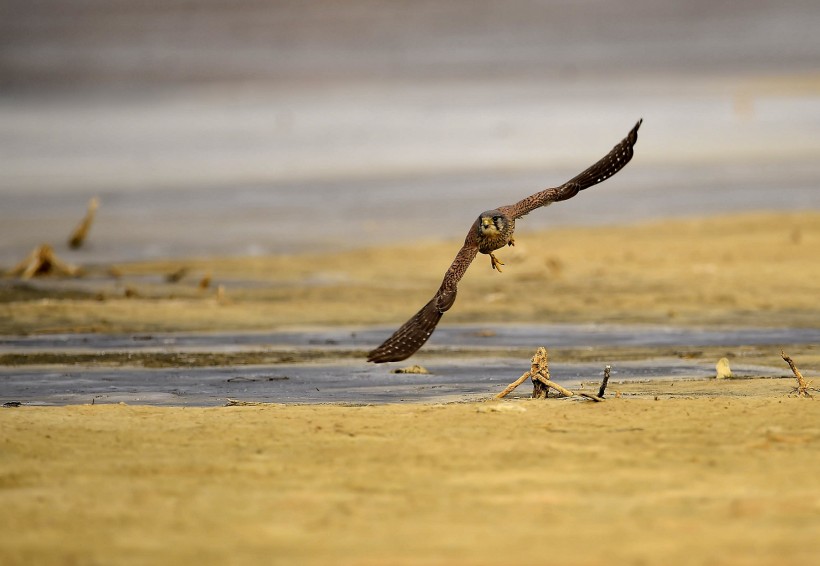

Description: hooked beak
[481,217,492,228]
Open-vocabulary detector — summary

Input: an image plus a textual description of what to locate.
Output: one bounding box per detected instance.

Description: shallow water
[1,323,810,406]
[2,323,818,353]
[0,358,782,407]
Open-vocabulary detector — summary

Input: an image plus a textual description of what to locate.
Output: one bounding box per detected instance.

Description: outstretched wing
[367,226,480,363]
[499,119,642,220]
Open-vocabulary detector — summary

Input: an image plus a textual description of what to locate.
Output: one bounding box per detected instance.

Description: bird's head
[478,210,506,236]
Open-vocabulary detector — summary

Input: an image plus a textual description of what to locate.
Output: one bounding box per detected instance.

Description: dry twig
[495,371,531,399]
[532,374,575,398]
[68,197,99,249]
[577,392,605,402]
[8,244,80,279]
[781,350,814,398]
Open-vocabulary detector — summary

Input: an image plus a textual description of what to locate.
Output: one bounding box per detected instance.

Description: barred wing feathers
[367,228,479,363]
[499,119,641,220]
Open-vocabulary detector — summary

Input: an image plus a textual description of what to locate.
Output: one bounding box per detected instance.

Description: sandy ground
[1,211,820,564]
[1,379,819,566]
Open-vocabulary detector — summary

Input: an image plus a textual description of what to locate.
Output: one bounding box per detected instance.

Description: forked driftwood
[496,347,605,401]
[8,244,80,279]
[496,347,552,399]
[68,197,99,249]
[781,350,814,398]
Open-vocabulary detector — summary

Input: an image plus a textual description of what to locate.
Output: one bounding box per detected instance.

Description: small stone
[716,358,733,379]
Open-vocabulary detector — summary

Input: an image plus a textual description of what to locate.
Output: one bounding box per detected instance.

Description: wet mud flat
[1,324,816,406]
[0,357,792,407]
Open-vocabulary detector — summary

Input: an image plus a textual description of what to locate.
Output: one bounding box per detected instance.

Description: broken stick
[598,365,611,398]
[532,374,575,398]
[496,371,531,399]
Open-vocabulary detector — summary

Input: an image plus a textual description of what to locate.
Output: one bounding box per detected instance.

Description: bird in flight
[368,119,642,363]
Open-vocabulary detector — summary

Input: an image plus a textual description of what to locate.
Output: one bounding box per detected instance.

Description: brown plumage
[367,119,642,363]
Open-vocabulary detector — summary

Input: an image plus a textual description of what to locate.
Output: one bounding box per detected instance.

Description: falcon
[368,119,642,363]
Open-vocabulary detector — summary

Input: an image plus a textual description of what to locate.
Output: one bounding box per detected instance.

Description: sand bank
[1,377,819,565]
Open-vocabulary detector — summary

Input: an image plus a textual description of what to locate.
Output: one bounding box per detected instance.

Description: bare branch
[532,374,575,398]
[781,350,814,398]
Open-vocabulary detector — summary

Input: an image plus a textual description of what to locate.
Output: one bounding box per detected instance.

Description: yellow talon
[490,253,505,272]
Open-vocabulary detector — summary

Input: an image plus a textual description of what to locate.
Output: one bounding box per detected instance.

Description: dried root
[530,346,552,399]
[781,350,814,398]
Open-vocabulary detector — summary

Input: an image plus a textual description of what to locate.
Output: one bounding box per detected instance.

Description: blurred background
[2,0,819,264]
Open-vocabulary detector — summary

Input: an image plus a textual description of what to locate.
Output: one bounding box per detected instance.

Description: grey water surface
[1,323,818,353]
[0,358,783,407]
[1,323,811,406]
